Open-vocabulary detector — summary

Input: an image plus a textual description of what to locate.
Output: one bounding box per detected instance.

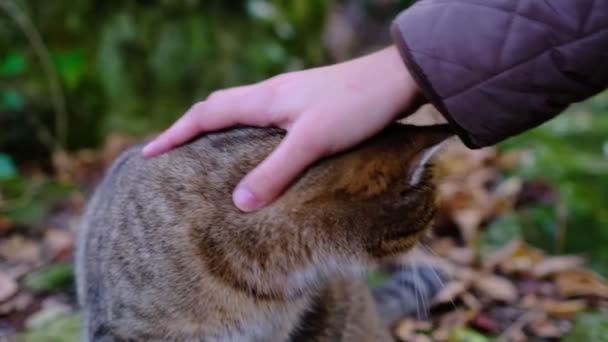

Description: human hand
[143,46,420,212]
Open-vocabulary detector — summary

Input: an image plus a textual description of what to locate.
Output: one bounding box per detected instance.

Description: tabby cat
[76,123,452,341]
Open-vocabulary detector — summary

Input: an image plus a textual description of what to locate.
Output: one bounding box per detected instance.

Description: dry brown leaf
[528,318,564,338]
[429,238,455,258]
[541,299,587,319]
[503,244,545,274]
[432,280,469,306]
[0,236,41,264]
[0,292,33,315]
[431,328,449,342]
[471,313,500,333]
[504,329,528,342]
[484,240,545,274]
[0,216,11,234]
[0,271,18,303]
[554,269,608,298]
[394,319,415,341]
[521,294,538,309]
[483,239,522,271]
[461,292,482,311]
[452,208,484,243]
[533,255,585,278]
[447,247,475,265]
[437,186,473,210]
[435,144,497,178]
[498,150,528,170]
[473,273,518,303]
[44,228,74,261]
[489,178,522,215]
[413,320,432,332]
[438,308,478,329]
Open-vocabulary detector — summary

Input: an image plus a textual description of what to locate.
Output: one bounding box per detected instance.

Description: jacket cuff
[390,23,478,148]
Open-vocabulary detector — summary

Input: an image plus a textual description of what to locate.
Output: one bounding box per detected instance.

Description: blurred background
[0,0,606,340]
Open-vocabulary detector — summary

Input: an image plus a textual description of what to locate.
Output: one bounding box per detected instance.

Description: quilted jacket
[392,0,608,148]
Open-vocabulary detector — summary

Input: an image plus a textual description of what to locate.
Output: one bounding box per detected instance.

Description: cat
[76,123,452,341]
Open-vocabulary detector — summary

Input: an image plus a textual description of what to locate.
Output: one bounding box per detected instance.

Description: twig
[0,0,68,150]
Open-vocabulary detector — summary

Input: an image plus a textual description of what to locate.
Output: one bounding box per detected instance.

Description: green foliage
[19,313,80,342]
[0,0,332,154]
[0,176,74,227]
[449,327,490,342]
[0,152,18,179]
[24,264,74,293]
[0,50,26,77]
[565,311,608,342]
[366,270,391,288]
[499,91,608,273]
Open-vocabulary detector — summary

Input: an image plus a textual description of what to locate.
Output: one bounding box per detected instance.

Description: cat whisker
[419,243,458,311]
[408,259,422,320]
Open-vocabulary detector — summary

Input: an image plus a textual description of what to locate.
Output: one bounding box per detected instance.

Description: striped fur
[77,124,452,341]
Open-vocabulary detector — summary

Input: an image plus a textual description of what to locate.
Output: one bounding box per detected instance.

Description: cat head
[269,124,453,259]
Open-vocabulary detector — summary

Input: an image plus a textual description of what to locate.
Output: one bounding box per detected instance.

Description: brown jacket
[392,0,608,148]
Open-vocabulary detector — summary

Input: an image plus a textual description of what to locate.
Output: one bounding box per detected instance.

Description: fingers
[142,84,273,157]
[233,120,326,212]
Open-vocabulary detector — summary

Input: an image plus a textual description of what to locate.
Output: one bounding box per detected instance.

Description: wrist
[382,46,421,114]
[356,46,421,117]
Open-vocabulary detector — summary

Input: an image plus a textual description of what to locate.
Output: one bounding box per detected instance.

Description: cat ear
[406,125,453,185]
[407,142,445,185]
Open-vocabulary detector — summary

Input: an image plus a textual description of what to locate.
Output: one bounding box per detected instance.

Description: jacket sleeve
[391,0,608,148]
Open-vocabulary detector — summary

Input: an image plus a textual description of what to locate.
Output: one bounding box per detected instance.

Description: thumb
[233,123,326,212]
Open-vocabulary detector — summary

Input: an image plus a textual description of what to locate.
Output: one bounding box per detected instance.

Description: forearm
[392,0,608,148]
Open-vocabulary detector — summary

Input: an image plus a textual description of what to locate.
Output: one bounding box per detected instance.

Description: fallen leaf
[431,328,449,342]
[497,150,527,170]
[470,313,499,333]
[482,239,522,271]
[413,320,432,332]
[533,256,585,278]
[0,215,11,233]
[489,178,522,215]
[0,271,18,302]
[484,240,545,274]
[541,299,587,319]
[438,308,477,329]
[394,319,415,341]
[43,228,74,261]
[447,247,475,266]
[554,269,608,298]
[429,238,455,258]
[0,292,33,314]
[473,273,518,303]
[0,235,41,264]
[520,294,538,309]
[502,243,544,274]
[461,292,482,311]
[452,209,484,243]
[432,280,469,306]
[528,318,564,338]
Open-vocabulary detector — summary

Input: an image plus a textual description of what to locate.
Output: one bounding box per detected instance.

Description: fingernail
[142,142,157,157]
[233,186,263,212]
